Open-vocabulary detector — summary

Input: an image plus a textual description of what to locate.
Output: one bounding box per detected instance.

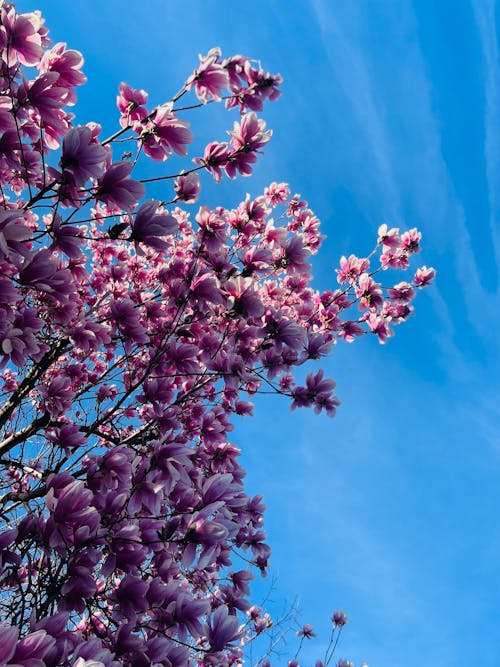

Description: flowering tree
[0,3,435,667]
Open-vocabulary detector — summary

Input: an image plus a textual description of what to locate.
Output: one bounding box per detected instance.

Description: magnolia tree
[0,3,435,667]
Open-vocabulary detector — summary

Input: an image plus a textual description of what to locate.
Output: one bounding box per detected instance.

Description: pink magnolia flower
[336,254,370,284]
[27,71,71,124]
[9,629,56,666]
[225,277,264,318]
[279,236,311,274]
[110,298,150,344]
[226,112,272,178]
[39,42,86,104]
[338,320,364,343]
[141,107,193,160]
[187,47,230,103]
[377,223,400,250]
[414,265,436,287]
[195,141,230,182]
[291,369,340,417]
[117,81,149,128]
[73,659,106,667]
[380,247,410,270]
[388,281,416,303]
[366,313,393,344]
[0,6,43,66]
[19,248,74,301]
[174,171,201,203]
[264,181,290,206]
[355,273,383,310]
[401,227,422,254]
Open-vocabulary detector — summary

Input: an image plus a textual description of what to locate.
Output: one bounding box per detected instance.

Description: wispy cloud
[309,0,498,357]
[310,0,402,222]
[472,0,500,273]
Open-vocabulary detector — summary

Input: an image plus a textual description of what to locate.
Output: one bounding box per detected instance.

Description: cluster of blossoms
[0,3,434,667]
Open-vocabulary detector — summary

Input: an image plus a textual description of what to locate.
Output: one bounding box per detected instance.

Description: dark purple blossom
[131,200,177,254]
[97,160,145,211]
[49,213,83,258]
[332,610,348,627]
[60,126,107,186]
[110,298,150,344]
[297,624,316,638]
[0,209,31,263]
[19,249,74,301]
[206,605,241,651]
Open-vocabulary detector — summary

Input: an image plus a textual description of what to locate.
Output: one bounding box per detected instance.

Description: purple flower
[97,160,145,211]
[366,313,393,344]
[337,254,370,285]
[49,213,83,258]
[20,248,75,301]
[0,209,31,263]
[131,199,177,254]
[111,575,149,622]
[28,71,71,126]
[332,610,348,627]
[110,298,149,344]
[73,659,107,667]
[280,236,311,274]
[40,376,74,418]
[401,227,422,254]
[48,423,86,457]
[206,605,241,651]
[297,624,316,639]
[0,622,18,663]
[377,223,400,250]
[291,370,340,417]
[188,518,228,546]
[60,126,107,186]
[108,522,149,573]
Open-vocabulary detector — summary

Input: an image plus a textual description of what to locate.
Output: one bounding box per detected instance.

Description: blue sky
[16,1,500,665]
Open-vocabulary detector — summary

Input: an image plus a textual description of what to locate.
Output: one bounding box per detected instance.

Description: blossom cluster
[0,3,434,667]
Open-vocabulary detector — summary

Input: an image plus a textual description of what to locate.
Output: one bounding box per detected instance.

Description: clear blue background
[15,1,500,665]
